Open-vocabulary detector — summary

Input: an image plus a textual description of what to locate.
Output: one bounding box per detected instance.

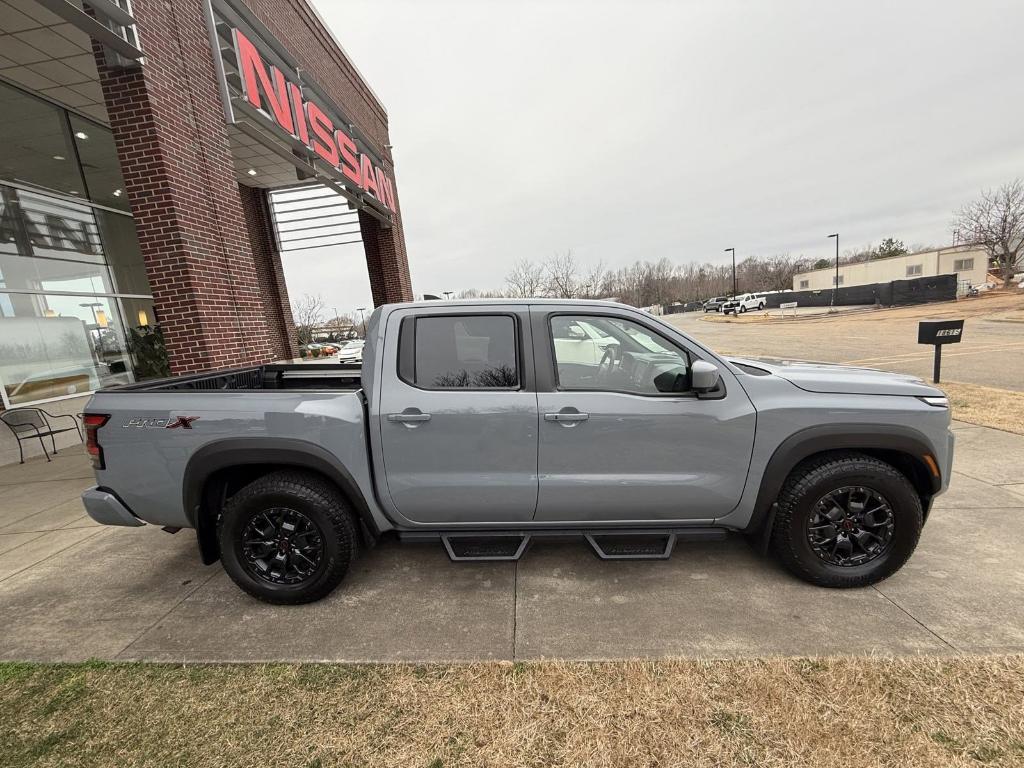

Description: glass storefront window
[0,83,169,407]
[97,211,150,295]
[69,114,131,213]
[0,293,133,406]
[0,81,87,199]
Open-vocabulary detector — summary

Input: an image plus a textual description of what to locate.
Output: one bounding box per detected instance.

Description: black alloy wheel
[769,452,923,588]
[218,470,358,604]
[806,486,895,567]
[240,507,325,585]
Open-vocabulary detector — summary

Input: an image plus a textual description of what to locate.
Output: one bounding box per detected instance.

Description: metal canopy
[269,184,364,253]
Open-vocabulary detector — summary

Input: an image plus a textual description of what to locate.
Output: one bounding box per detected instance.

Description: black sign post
[917,319,964,383]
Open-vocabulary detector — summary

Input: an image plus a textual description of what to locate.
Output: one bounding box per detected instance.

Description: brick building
[0,0,412,463]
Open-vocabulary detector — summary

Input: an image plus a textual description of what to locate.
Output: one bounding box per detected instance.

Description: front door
[535,311,756,522]
[378,310,539,524]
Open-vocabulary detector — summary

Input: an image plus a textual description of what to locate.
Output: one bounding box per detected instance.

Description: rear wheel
[770,452,922,587]
[218,470,357,604]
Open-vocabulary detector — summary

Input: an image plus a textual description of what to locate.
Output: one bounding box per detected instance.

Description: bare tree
[544,251,583,298]
[953,179,1024,288]
[504,258,546,298]
[292,293,325,346]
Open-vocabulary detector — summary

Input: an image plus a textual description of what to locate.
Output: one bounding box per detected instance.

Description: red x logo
[165,416,199,429]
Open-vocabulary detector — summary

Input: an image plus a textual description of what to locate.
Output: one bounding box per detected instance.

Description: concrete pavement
[0,425,1022,662]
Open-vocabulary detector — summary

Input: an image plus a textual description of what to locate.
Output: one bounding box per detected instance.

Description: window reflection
[0,294,132,405]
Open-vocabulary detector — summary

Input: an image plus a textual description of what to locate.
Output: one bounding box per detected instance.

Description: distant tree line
[454,178,1024,304]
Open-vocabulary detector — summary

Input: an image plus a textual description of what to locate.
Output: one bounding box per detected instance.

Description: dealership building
[0,0,413,463]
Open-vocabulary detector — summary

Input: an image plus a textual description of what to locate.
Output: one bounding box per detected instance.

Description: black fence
[763,273,958,309]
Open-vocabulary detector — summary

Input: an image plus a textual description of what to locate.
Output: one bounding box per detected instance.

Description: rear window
[399,315,520,389]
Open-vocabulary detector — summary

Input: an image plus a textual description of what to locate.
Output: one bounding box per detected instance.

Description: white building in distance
[792,245,989,291]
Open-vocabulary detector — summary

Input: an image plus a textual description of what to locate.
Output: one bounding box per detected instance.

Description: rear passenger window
[402,315,520,389]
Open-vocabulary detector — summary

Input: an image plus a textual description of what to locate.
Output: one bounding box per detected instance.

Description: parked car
[703,296,728,312]
[82,299,953,604]
[336,340,365,363]
[722,293,766,315]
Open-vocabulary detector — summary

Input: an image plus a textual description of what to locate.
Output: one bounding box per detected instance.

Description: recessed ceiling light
[75,131,89,140]
[246,168,257,176]
[53,155,65,160]
[112,189,123,197]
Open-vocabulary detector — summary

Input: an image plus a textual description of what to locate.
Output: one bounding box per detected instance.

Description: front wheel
[218,470,358,604]
[739,305,747,313]
[770,452,922,588]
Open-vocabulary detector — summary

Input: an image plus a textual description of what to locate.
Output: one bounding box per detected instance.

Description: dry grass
[942,381,1024,435]
[3,656,1024,767]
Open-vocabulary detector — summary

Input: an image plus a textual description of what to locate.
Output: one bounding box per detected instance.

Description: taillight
[83,414,110,469]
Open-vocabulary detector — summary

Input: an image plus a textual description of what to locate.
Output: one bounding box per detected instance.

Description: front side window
[550,315,689,395]
[407,314,519,389]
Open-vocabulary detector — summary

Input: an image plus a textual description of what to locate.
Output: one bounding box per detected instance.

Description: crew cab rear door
[375,306,539,524]
[531,307,756,522]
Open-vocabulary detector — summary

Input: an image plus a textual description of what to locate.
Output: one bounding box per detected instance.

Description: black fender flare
[746,423,942,543]
[183,438,381,563]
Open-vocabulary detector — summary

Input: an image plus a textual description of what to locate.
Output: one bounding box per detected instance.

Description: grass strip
[2,656,1023,767]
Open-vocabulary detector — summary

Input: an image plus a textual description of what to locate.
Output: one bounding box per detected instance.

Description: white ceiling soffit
[0,0,142,121]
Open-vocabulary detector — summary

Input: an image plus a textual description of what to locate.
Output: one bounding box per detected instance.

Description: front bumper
[82,486,145,527]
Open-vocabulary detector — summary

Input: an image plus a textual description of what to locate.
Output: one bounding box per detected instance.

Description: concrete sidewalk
[1,423,1022,663]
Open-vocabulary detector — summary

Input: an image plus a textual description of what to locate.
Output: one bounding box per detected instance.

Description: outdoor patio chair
[0,408,84,464]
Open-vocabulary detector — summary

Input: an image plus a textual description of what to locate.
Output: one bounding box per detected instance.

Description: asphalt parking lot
[669,293,1024,391]
[1,418,1022,662]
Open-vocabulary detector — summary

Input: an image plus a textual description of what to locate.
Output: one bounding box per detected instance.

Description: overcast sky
[290,0,1024,314]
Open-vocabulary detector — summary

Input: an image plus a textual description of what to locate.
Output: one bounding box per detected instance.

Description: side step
[441,534,531,561]
[585,532,676,560]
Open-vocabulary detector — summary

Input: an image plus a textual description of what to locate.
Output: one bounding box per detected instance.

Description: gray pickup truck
[81,300,954,604]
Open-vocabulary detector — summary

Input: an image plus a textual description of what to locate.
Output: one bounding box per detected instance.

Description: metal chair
[0,408,84,464]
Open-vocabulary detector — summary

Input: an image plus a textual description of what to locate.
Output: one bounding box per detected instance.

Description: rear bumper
[82,486,145,527]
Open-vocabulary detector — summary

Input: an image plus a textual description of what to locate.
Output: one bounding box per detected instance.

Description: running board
[586,532,675,560]
[442,534,531,561]
[399,528,727,563]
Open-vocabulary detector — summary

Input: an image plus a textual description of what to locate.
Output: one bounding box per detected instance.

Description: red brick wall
[93,0,276,374]
[239,184,298,359]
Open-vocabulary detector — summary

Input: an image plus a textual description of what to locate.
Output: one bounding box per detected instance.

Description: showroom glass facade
[0,80,168,408]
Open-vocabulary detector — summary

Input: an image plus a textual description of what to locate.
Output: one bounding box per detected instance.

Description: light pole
[356,307,366,337]
[724,248,736,296]
[827,233,839,309]
[442,291,454,300]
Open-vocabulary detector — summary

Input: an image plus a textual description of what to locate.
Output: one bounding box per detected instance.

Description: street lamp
[442,291,454,300]
[724,248,736,296]
[827,233,839,309]
[356,307,366,333]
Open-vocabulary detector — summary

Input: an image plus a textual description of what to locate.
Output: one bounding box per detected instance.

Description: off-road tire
[219,470,358,604]
[770,452,922,588]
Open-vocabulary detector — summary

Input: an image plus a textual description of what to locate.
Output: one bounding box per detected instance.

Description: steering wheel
[596,345,619,381]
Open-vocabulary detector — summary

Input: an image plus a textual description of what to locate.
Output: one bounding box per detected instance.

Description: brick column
[92,1,274,374]
[359,164,414,306]
[239,184,298,360]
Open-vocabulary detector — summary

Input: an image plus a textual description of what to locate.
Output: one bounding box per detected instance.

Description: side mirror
[566,325,587,340]
[690,360,721,392]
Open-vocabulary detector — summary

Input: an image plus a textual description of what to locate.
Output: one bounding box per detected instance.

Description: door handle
[387,411,432,423]
[544,412,589,422]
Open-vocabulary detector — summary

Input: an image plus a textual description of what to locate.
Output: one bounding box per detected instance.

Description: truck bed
[107,364,362,393]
